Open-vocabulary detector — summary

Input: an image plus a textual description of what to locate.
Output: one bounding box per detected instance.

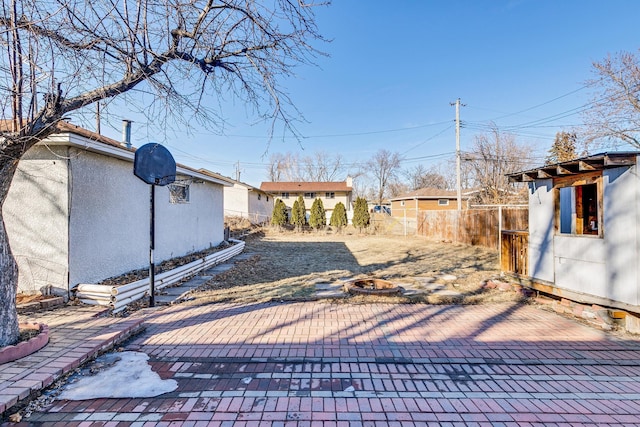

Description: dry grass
[189,228,524,305]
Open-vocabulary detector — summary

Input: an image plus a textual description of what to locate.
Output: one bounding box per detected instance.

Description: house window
[266,196,269,202]
[168,183,189,204]
[282,192,289,199]
[556,179,600,236]
[325,192,335,199]
[258,194,261,201]
[438,199,449,206]
[304,192,315,199]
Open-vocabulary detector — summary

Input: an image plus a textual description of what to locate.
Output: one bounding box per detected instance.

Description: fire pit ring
[343,278,403,296]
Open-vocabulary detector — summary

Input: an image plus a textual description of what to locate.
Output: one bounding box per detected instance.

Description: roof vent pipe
[122,120,133,149]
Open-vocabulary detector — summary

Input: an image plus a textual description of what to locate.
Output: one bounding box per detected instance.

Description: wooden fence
[415,207,528,250]
[501,230,529,275]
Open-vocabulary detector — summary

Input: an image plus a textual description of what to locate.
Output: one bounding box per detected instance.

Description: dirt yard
[190,228,522,305]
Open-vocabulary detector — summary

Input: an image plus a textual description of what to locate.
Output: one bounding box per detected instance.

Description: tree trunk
[0,218,19,347]
[0,159,20,347]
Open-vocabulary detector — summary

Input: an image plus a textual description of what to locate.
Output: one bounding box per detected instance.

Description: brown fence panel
[501,230,529,275]
[416,207,528,250]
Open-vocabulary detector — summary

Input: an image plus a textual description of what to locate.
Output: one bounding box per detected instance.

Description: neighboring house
[213,175,274,225]
[260,178,353,221]
[4,121,231,298]
[389,187,475,219]
[507,152,640,313]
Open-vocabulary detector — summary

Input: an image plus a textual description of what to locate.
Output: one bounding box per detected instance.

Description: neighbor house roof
[260,181,352,192]
[507,152,640,182]
[390,187,477,201]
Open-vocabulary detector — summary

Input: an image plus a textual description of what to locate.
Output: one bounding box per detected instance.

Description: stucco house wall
[246,188,273,224]
[223,180,273,224]
[4,146,70,294]
[4,124,228,297]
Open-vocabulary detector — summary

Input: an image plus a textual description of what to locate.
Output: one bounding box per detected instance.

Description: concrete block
[625,314,640,335]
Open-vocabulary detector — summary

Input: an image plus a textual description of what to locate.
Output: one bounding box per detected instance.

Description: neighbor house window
[282,192,289,199]
[304,192,315,199]
[556,175,600,236]
[325,192,335,199]
[168,183,189,204]
[438,199,449,206]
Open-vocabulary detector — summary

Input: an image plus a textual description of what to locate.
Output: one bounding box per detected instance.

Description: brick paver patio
[8,301,640,426]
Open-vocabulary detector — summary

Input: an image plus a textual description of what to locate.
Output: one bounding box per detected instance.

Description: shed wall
[602,165,639,305]
[528,179,555,283]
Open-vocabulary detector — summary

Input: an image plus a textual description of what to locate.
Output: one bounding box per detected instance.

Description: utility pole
[235,161,241,181]
[451,98,463,212]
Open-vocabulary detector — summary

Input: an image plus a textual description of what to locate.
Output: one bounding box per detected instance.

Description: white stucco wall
[223,183,249,218]
[4,146,70,295]
[247,191,273,224]
[68,148,225,287]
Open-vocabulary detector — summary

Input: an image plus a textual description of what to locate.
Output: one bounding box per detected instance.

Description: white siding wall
[528,179,555,283]
[602,164,640,305]
[68,148,224,287]
[4,146,70,296]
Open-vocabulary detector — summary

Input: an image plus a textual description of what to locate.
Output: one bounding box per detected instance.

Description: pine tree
[291,195,306,231]
[309,198,326,231]
[329,202,348,232]
[352,197,370,232]
[270,199,288,229]
[546,131,577,164]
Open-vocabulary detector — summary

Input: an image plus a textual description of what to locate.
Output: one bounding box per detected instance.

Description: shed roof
[507,152,640,183]
[260,181,352,192]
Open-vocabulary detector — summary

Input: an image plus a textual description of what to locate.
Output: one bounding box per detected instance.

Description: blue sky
[95,1,640,186]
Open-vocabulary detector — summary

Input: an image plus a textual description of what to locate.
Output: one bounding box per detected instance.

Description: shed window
[400,201,405,207]
[168,183,189,204]
[557,181,599,236]
[438,199,449,206]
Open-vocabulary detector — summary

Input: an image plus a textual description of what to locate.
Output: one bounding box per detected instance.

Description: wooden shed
[506,152,640,313]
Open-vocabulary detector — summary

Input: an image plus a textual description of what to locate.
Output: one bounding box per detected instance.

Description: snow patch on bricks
[57,351,178,400]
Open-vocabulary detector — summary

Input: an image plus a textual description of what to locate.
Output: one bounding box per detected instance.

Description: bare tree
[404,164,450,191]
[583,50,640,150]
[465,124,532,204]
[0,0,326,346]
[267,150,345,182]
[267,152,303,182]
[301,151,344,181]
[366,149,401,207]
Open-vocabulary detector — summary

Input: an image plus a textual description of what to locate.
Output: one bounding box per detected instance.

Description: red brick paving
[4,301,640,426]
